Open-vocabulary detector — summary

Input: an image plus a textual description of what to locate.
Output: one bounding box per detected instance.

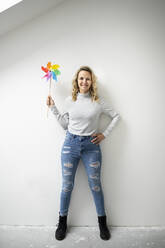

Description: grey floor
[0,226,165,248]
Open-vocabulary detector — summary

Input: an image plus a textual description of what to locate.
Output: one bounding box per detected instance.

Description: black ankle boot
[98,215,111,240]
[55,214,67,240]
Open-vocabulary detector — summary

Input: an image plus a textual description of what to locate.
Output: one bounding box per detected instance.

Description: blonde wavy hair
[71,66,99,102]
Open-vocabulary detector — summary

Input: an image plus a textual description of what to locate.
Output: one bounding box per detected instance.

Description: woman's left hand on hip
[91,133,105,145]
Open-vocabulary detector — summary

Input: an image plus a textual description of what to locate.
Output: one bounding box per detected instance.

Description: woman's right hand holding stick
[47,95,55,107]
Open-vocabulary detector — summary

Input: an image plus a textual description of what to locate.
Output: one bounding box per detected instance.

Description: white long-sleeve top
[50,91,120,138]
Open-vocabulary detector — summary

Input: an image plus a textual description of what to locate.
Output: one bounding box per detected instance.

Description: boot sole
[55,228,67,240]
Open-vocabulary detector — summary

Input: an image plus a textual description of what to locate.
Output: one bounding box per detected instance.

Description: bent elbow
[59,120,69,130]
[113,113,120,121]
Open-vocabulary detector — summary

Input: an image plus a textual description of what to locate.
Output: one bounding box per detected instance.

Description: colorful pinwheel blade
[52,71,57,81]
[46,71,52,81]
[41,66,49,73]
[42,71,49,79]
[47,62,52,70]
[54,69,61,75]
[52,64,60,70]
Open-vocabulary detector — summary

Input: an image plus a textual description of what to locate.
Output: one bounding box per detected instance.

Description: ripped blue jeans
[60,130,106,216]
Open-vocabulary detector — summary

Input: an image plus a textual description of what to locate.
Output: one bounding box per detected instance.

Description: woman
[46,66,120,241]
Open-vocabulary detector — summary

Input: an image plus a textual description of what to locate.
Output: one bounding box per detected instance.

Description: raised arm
[50,104,69,130]
[47,95,69,130]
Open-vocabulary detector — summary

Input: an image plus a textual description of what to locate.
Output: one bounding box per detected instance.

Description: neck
[77,91,90,98]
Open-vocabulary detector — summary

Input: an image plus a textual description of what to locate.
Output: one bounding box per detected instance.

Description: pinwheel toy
[41,62,61,117]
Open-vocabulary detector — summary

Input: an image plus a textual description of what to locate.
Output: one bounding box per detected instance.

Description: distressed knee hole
[62,151,70,153]
[89,161,100,168]
[64,162,73,168]
[63,169,72,176]
[62,181,73,192]
[89,173,99,180]
[92,185,100,192]
[64,146,71,149]
[62,186,72,192]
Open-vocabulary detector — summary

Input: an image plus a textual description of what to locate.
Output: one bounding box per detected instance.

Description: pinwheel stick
[47,77,52,118]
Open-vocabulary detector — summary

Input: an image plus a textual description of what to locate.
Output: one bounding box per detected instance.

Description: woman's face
[77,70,92,93]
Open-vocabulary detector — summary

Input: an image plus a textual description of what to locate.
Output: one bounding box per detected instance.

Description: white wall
[0,0,165,226]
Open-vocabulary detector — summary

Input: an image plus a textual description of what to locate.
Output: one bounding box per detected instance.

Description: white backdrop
[0,0,165,226]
